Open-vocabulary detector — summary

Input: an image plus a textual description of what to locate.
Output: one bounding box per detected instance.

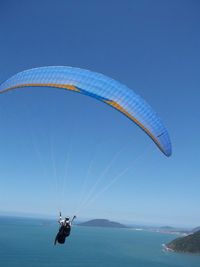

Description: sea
[0,217,199,267]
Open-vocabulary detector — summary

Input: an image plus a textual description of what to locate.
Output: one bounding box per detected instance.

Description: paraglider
[0,66,172,157]
[0,66,172,244]
[54,212,76,245]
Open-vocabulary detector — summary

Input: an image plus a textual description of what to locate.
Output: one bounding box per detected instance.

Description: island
[166,230,200,253]
[78,219,127,228]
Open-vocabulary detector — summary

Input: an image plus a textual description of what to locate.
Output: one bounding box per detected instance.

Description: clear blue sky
[0,0,199,227]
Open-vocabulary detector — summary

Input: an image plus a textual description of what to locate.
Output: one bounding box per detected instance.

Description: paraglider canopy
[0,66,172,157]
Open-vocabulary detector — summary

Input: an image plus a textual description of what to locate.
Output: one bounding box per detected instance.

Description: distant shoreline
[0,215,196,236]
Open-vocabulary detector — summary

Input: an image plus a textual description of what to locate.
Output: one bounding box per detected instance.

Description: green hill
[166,230,200,253]
[78,219,127,228]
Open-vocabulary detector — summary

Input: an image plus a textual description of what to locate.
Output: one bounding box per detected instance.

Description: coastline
[162,243,174,252]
